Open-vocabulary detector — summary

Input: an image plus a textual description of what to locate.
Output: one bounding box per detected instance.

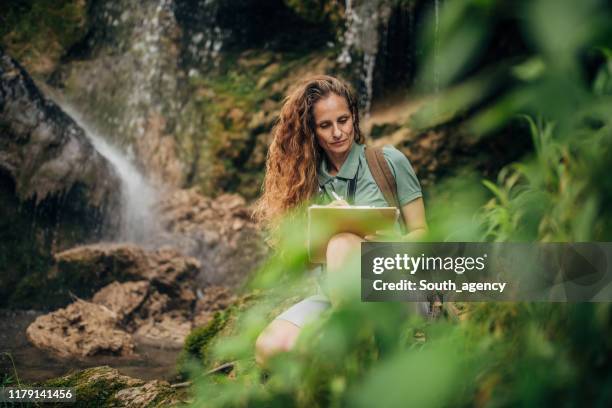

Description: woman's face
[312,93,354,158]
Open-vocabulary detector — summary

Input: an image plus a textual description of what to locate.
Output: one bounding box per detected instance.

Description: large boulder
[26,280,235,356]
[0,47,121,308]
[92,280,151,322]
[0,47,118,209]
[52,243,200,301]
[26,299,135,357]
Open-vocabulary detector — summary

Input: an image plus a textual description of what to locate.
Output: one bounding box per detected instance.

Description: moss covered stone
[178,307,234,375]
[42,366,181,407]
[183,49,335,199]
[0,0,88,76]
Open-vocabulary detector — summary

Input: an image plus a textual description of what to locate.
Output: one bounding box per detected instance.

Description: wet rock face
[49,0,185,187]
[0,47,119,207]
[0,47,121,308]
[193,285,236,327]
[0,1,89,77]
[175,0,336,64]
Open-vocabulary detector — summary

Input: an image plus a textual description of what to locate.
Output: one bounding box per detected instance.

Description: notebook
[307,205,399,263]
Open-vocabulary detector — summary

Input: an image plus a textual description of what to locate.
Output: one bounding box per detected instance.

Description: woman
[254,75,427,365]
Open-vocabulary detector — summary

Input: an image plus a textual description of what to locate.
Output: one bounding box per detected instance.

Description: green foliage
[178,308,234,374]
[480,112,611,242]
[184,0,612,406]
[593,48,612,95]
[1,352,20,387]
[1,373,15,387]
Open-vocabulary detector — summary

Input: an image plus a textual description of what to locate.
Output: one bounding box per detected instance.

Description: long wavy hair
[254,75,364,231]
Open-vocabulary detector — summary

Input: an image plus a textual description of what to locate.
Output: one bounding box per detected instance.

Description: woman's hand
[400,198,428,239]
[364,229,400,242]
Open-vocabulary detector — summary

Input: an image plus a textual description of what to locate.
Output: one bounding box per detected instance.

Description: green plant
[1,352,21,387]
[184,1,612,406]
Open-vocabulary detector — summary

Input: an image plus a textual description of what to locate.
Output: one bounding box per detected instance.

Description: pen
[330,191,343,201]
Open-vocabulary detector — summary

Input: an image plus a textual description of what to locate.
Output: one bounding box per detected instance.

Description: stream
[0,310,181,383]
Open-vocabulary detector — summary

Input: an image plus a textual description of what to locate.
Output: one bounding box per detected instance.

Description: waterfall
[337,0,357,66]
[58,103,160,244]
[337,0,392,117]
[124,0,178,138]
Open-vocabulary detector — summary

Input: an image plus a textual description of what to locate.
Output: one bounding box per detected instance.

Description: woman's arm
[400,197,428,240]
[364,197,427,242]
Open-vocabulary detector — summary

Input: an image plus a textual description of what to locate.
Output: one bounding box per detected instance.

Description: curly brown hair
[254,75,364,229]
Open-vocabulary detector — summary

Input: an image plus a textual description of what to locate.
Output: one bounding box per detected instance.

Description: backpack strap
[364,146,407,234]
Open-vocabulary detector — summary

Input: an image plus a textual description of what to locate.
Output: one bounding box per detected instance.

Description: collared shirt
[317,142,422,211]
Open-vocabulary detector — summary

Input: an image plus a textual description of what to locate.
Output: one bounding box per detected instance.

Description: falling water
[362,52,376,117]
[59,103,160,243]
[337,0,357,66]
[40,0,188,243]
[126,0,177,138]
[337,0,392,117]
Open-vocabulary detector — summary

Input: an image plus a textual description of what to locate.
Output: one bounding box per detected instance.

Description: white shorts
[274,291,435,327]
[274,293,331,328]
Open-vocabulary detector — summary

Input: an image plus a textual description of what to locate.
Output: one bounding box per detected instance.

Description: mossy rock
[183,50,336,199]
[42,366,182,407]
[0,0,88,76]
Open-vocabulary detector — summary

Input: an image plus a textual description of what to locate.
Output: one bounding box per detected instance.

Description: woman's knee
[255,319,301,366]
[326,232,362,265]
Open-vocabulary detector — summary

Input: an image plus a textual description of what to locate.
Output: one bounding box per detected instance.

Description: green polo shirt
[317,142,422,209]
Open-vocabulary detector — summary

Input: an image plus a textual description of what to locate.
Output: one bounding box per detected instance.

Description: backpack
[366,147,448,320]
[364,146,408,234]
